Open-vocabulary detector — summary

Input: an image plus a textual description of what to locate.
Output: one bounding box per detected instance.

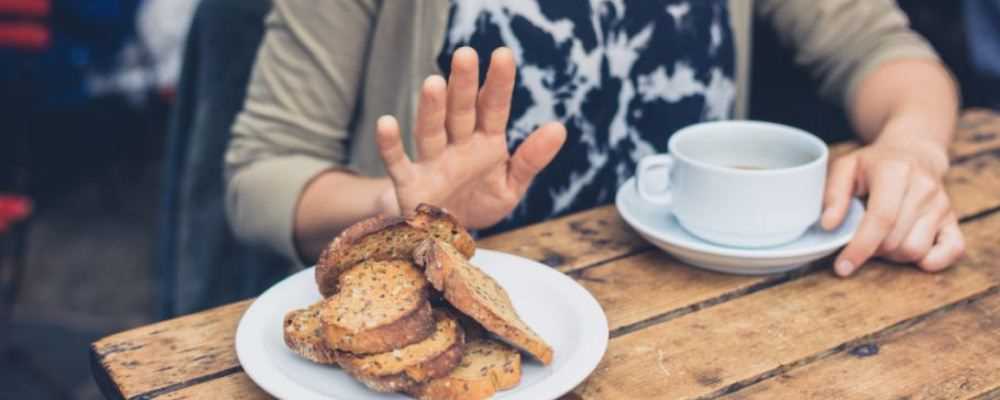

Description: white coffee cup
[637,120,828,248]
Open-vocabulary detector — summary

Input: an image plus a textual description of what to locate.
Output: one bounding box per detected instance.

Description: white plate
[616,177,863,275]
[236,249,609,400]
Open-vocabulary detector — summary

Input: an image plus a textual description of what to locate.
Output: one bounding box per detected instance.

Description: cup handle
[637,154,674,205]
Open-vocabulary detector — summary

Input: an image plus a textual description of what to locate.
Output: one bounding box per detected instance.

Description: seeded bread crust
[321,260,435,354]
[337,311,466,393]
[325,302,435,355]
[316,204,476,297]
[406,339,522,400]
[414,239,554,365]
[282,302,338,364]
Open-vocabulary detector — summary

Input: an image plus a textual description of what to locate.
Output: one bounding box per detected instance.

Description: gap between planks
[131,366,244,400]
[697,285,1000,400]
[718,290,1000,399]
[601,199,1000,341]
[573,207,1000,399]
[604,263,822,338]
[975,387,1000,400]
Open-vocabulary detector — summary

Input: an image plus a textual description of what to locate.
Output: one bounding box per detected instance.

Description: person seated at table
[225,0,964,278]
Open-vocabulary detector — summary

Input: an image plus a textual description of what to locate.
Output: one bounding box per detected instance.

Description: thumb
[507,122,566,195]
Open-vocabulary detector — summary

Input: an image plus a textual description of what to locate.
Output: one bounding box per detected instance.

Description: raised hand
[375,47,566,229]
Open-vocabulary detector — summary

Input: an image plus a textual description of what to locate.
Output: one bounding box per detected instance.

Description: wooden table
[92,110,1000,400]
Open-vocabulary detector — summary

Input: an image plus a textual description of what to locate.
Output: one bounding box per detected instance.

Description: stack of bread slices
[283,204,553,399]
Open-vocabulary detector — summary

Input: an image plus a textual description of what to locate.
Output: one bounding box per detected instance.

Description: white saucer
[615,177,864,275]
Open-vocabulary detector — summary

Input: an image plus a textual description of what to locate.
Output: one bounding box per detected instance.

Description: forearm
[294,171,396,262]
[849,59,958,173]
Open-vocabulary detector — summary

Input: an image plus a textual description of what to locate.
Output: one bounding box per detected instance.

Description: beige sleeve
[225,0,376,264]
[755,0,939,109]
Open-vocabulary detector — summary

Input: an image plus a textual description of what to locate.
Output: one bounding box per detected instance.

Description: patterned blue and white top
[438,0,736,233]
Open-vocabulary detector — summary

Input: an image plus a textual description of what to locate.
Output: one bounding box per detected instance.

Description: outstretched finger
[375,115,414,182]
[446,47,479,144]
[821,156,858,230]
[415,75,448,160]
[477,47,516,137]
[507,122,566,195]
[834,162,909,276]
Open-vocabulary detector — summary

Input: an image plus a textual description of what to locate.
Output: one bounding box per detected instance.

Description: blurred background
[0,1,997,399]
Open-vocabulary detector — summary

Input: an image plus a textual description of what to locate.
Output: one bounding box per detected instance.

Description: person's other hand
[375,46,566,229]
[821,138,964,276]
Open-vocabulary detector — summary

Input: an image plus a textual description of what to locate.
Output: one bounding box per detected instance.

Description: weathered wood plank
[721,291,1000,400]
[946,153,1000,218]
[953,109,1000,159]
[155,372,271,400]
[828,142,860,159]
[479,205,647,272]
[572,211,1000,400]
[575,252,773,333]
[90,300,252,399]
[975,387,1000,400]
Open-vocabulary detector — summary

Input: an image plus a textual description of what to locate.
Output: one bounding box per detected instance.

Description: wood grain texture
[953,109,1000,160]
[946,152,1000,218]
[721,291,1000,400]
[90,300,252,399]
[572,211,1000,400]
[479,206,646,272]
[975,387,1000,400]
[574,251,773,333]
[155,372,271,400]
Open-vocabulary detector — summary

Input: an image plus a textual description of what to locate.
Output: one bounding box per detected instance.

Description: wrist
[376,183,402,217]
[874,117,951,177]
[874,135,950,178]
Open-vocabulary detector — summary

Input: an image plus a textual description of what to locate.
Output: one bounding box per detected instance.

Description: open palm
[376,47,566,229]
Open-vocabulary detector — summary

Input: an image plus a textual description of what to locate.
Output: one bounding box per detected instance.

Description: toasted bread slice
[337,311,465,393]
[316,204,476,297]
[321,259,434,354]
[414,239,554,365]
[283,301,338,364]
[406,339,522,400]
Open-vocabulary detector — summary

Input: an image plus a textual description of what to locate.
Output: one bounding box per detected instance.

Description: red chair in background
[0,195,32,323]
[0,0,51,50]
[0,196,31,233]
[0,0,48,348]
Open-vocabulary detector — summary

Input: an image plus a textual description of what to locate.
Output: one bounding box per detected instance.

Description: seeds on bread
[321,259,434,354]
[315,204,476,297]
[406,339,522,400]
[337,310,466,393]
[414,239,554,365]
[283,301,338,364]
